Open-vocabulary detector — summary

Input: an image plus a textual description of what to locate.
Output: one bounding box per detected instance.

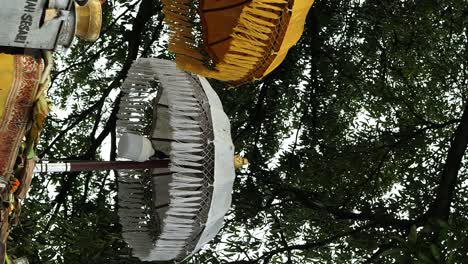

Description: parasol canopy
[0,52,50,263]
[162,0,314,84]
[0,0,103,256]
[30,58,238,261]
[0,52,49,193]
[116,58,236,261]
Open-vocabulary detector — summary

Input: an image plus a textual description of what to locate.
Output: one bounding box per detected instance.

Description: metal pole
[34,159,170,173]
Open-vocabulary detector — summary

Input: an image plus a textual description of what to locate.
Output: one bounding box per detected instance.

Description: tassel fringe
[147,60,206,261]
[162,0,289,83]
[117,58,212,261]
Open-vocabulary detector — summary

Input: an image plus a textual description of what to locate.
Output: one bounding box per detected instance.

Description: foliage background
[8,0,468,263]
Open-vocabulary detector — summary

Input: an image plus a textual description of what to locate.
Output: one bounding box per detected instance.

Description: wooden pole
[34,159,170,173]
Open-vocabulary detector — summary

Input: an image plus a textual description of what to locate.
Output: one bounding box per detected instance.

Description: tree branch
[425,101,468,222]
[40,0,160,158]
[41,0,160,232]
[271,212,292,263]
[252,223,375,264]
[233,80,270,143]
[363,243,396,264]
[278,185,416,228]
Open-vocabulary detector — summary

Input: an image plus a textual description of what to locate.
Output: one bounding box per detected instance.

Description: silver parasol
[116,58,235,261]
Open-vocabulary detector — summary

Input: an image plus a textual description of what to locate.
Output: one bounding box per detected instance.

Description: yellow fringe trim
[208,0,287,82]
[0,54,15,121]
[75,0,102,42]
[163,0,312,83]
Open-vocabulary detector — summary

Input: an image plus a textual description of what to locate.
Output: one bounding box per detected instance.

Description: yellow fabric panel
[202,0,248,10]
[76,0,102,41]
[210,40,232,62]
[0,54,15,120]
[204,9,243,41]
[263,0,315,76]
[202,4,244,61]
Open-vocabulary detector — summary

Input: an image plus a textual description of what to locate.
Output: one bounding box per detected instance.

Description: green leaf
[409,225,418,244]
[418,252,434,264]
[390,235,406,243]
[447,251,455,264]
[380,248,402,257]
[429,244,440,261]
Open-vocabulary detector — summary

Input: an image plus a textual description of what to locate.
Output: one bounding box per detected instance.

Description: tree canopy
[7,0,468,263]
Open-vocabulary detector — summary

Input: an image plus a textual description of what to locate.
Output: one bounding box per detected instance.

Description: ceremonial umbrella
[162,0,315,84]
[34,58,237,261]
[0,2,103,262]
[0,52,50,263]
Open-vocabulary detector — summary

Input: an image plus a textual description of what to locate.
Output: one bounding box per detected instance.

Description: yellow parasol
[0,1,103,260]
[162,0,314,84]
[0,53,47,178]
[0,52,49,262]
[75,0,103,42]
